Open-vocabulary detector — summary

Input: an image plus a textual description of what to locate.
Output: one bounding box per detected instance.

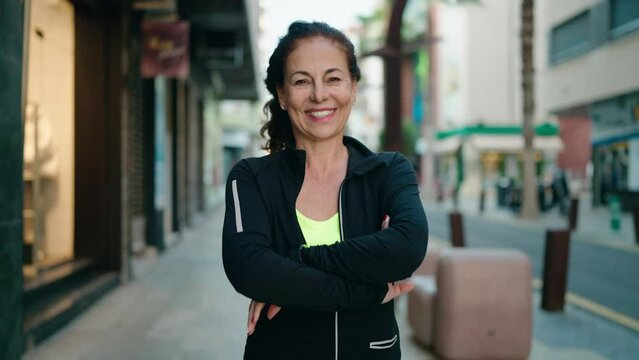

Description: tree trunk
[384,0,407,151]
[521,0,539,219]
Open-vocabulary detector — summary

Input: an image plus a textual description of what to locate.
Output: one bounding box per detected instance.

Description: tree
[520,0,539,218]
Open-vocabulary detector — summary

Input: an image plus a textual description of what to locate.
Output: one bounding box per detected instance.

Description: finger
[267,305,282,320]
[253,302,266,325]
[248,300,255,326]
[248,302,265,336]
[382,282,416,304]
[247,300,256,334]
[381,215,390,229]
[382,282,393,304]
[390,282,414,299]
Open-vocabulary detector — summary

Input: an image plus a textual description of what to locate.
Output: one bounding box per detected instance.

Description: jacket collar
[343,136,386,176]
[282,136,386,182]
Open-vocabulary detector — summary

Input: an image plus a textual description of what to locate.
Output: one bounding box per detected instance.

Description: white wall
[544,0,600,27]
[540,0,639,112]
[438,0,535,128]
[438,6,468,129]
[27,0,75,259]
[466,0,518,124]
[350,56,384,151]
[435,0,559,198]
[543,34,639,111]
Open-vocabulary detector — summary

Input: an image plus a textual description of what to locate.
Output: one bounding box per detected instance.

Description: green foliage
[402,119,420,158]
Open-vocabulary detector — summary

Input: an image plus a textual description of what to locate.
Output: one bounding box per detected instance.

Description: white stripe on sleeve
[231,179,243,233]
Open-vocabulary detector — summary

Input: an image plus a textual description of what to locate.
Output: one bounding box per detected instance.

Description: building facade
[540,0,639,210]
[431,0,562,203]
[0,0,259,358]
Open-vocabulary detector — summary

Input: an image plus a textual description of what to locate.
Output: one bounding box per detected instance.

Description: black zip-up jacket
[223,136,428,360]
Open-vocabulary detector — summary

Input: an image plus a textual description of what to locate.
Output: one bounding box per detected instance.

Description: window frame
[549,10,592,65]
[609,0,639,39]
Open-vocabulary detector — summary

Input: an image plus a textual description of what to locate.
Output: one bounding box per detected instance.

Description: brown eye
[293,79,310,87]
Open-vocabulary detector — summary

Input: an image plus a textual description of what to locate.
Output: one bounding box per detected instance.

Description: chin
[301,129,344,143]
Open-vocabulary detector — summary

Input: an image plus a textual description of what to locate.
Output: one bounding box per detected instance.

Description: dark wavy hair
[261,21,362,152]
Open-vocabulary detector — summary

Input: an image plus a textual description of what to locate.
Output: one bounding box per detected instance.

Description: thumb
[267,305,282,320]
[397,282,414,295]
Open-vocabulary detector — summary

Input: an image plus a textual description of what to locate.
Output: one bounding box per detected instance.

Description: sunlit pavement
[23,205,638,360]
[427,192,637,250]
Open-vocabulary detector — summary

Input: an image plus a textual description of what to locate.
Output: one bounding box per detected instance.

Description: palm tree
[520,0,539,218]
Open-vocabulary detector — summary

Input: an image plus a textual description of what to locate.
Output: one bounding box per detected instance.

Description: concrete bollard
[541,229,571,311]
[568,198,579,231]
[449,211,465,247]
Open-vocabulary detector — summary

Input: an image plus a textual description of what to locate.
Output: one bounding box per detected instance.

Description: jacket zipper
[335,179,347,360]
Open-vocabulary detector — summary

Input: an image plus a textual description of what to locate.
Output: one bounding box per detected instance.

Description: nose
[310,82,328,103]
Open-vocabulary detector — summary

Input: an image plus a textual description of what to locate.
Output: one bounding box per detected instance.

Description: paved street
[23,203,639,359]
[424,202,639,320]
[21,205,432,360]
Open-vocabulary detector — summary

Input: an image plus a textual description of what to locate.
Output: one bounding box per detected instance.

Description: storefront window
[23,0,75,278]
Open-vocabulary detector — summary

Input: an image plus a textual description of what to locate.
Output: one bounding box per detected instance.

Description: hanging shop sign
[141,21,190,78]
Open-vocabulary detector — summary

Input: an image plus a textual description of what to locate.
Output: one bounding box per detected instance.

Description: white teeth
[308,110,335,118]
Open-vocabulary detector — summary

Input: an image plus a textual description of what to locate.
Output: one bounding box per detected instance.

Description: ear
[276,86,286,108]
[351,80,358,98]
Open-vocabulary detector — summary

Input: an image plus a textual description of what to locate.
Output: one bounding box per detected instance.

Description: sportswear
[296,210,341,247]
[222,136,428,360]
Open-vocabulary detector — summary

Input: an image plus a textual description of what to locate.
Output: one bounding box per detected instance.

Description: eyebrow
[289,68,345,80]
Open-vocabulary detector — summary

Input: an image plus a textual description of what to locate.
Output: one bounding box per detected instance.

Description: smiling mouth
[306,109,336,120]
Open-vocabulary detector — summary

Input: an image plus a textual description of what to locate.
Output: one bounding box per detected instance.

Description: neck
[295,136,348,173]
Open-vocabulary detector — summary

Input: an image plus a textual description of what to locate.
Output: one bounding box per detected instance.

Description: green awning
[436,123,558,140]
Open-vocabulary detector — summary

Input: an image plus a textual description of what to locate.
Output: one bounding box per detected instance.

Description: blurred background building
[352,0,638,215]
[1,0,261,357]
[431,1,562,204]
[540,0,639,211]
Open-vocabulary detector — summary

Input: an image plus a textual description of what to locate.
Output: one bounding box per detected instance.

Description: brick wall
[557,116,591,179]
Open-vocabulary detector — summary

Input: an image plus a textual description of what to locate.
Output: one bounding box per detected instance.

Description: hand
[381,281,414,304]
[380,215,413,303]
[247,300,282,335]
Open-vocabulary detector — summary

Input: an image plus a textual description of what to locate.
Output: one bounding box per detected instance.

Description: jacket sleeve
[222,160,387,312]
[299,153,428,283]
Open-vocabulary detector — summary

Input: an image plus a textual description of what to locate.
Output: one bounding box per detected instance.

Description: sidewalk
[418,239,639,360]
[24,207,247,360]
[434,191,638,252]
[23,206,639,360]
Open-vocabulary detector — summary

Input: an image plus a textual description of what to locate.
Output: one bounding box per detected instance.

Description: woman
[223,21,428,360]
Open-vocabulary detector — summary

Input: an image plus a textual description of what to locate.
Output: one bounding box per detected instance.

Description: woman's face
[277,36,357,146]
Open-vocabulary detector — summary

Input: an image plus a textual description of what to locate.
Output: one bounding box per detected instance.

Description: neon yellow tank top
[295,209,341,247]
